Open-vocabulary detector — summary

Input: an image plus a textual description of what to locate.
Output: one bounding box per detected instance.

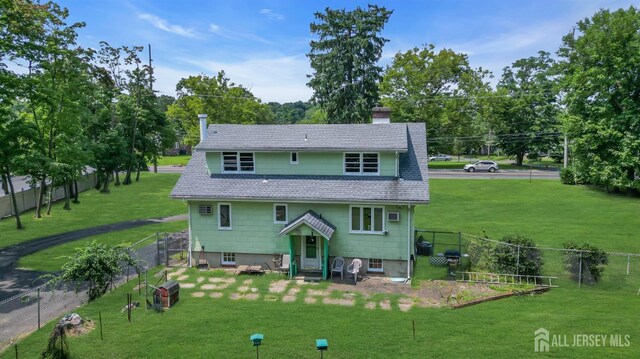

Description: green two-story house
[170,108,430,279]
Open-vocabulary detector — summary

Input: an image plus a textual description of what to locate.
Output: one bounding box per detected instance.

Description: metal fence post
[627,255,631,275]
[164,233,169,267]
[37,288,41,330]
[578,251,583,289]
[515,245,520,275]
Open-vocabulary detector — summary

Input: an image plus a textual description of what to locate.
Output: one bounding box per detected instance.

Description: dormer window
[222,152,254,173]
[344,153,379,175]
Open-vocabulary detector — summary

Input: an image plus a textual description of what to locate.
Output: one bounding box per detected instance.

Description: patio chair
[278,254,290,275]
[347,258,362,284]
[331,257,345,280]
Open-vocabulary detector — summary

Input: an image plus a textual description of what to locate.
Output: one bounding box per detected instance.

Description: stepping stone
[269,280,289,293]
[380,300,391,310]
[177,275,188,281]
[181,283,196,289]
[323,297,355,306]
[365,301,376,310]
[304,297,317,304]
[210,292,223,299]
[398,298,414,312]
[307,289,328,297]
[197,277,205,283]
[191,292,205,297]
[243,279,253,285]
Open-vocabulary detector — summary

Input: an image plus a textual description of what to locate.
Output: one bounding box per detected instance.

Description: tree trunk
[4,168,22,229]
[153,153,158,173]
[516,152,525,166]
[46,185,53,215]
[123,169,132,185]
[114,170,121,186]
[101,172,110,193]
[63,181,71,210]
[135,162,141,182]
[73,180,79,203]
[1,173,8,195]
[35,178,46,218]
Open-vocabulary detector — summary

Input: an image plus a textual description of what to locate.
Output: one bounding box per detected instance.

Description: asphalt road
[429,169,559,180]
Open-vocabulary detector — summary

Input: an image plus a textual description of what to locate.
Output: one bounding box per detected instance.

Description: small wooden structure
[155,280,180,308]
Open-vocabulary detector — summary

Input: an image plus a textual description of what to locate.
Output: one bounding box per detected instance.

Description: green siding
[189,201,412,260]
[205,151,397,176]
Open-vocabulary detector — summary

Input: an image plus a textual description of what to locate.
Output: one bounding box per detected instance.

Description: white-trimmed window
[198,205,212,215]
[350,206,384,233]
[221,252,236,265]
[274,203,288,224]
[368,258,383,272]
[344,153,379,175]
[290,152,298,164]
[218,203,232,230]
[222,152,254,173]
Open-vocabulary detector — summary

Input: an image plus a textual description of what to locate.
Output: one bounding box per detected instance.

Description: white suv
[463,161,499,173]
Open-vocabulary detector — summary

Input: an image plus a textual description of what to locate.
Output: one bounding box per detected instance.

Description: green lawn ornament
[250,333,263,359]
[316,338,328,358]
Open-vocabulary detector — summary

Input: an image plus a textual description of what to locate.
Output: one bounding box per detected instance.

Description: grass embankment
[18,220,187,272]
[0,173,184,248]
[154,155,191,166]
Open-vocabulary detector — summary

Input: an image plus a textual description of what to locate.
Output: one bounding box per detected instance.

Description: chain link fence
[0,232,169,352]
[415,230,640,291]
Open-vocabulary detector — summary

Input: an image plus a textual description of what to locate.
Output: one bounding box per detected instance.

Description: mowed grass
[416,179,640,253]
[3,179,640,357]
[17,220,187,272]
[0,173,185,248]
[154,155,191,166]
[3,268,638,358]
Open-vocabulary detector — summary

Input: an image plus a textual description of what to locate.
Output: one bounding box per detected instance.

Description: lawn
[17,220,187,272]
[154,155,191,166]
[3,179,640,358]
[0,173,185,248]
[416,179,640,253]
[3,267,638,358]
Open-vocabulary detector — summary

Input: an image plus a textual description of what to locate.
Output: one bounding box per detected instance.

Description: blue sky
[58,0,636,103]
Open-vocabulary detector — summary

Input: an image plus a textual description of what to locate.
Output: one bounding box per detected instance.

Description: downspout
[187,201,192,267]
[395,151,399,178]
[407,202,412,281]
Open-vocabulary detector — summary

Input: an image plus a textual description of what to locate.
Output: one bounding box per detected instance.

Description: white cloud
[259,9,285,21]
[151,65,194,96]
[182,55,312,103]
[208,23,273,45]
[138,13,199,38]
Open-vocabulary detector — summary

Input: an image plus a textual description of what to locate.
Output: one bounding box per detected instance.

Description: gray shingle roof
[278,210,336,240]
[171,123,429,204]
[195,123,408,152]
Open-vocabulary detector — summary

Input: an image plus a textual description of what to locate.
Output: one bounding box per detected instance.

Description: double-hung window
[218,203,232,230]
[274,204,288,224]
[222,152,254,173]
[350,206,384,233]
[344,153,379,175]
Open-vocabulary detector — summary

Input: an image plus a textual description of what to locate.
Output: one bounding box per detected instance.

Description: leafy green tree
[268,101,312,124]
[380,44,491,153]
[307,5,392,123]
[558,7,640,193]
[41,241,141,301]
[495,51,560,165]
[167,72,274,146]
[0,107,37,229]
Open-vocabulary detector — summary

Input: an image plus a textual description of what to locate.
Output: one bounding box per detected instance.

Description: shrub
[560,167,575,185]
[562,242,609,284]
[492,234,544,276]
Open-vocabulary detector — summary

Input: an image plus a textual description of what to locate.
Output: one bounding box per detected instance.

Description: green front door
[302,235,320,269]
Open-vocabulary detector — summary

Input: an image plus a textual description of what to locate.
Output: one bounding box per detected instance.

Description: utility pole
[148,44,159,174]
[563,134,568,168]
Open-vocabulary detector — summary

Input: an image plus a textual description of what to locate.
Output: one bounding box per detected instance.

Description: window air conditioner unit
[387,212,400,222]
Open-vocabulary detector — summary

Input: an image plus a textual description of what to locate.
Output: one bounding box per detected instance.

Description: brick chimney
[372,107,391,124]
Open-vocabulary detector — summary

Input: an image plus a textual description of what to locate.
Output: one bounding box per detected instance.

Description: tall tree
[495,51,560,165]
[166,72,274,146]
[558,6,640,193]
[380,44,491,153]
[307,5,392,123]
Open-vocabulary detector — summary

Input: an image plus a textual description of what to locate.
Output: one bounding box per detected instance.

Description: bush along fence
[0,232,165,353]
[415,230,640,291]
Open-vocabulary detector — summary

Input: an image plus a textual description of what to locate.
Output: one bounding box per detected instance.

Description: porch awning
[277,210,336,240]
